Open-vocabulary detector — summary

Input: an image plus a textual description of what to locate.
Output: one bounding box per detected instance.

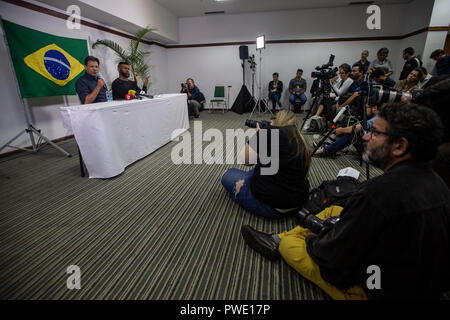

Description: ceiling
[153,0,412,17]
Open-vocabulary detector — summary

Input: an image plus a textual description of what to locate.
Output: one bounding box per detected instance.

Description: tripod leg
[30,126,72,157]
[0,129,28,153]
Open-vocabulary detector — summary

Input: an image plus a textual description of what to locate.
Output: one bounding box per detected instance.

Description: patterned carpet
[0,111,382,300]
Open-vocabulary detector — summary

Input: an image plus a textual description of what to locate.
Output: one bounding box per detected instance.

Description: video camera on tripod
[301,54,339,131]
[311,54,339,81]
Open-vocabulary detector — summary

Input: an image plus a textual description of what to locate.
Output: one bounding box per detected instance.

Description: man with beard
[241,103,450,299]
[111,62,149,100]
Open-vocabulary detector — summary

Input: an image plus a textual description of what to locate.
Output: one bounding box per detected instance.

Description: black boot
[241,225,281,260]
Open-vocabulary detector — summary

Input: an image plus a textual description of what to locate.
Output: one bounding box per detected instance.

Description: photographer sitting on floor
[221,110,311,218]
[314,98,379,157]
[242,103,450,299]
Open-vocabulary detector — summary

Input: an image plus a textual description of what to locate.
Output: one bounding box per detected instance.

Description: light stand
[0,18,71,158]
[249,36,271,119]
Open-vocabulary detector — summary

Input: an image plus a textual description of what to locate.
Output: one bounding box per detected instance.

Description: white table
[60,94,189,178]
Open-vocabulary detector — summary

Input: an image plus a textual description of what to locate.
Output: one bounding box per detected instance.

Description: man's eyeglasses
[367,127,389,139]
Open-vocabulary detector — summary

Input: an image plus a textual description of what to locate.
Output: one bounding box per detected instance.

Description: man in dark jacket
[268,72,283,113]
[399,47,422,80]
[242,103,450,299]
[288,69,307,112]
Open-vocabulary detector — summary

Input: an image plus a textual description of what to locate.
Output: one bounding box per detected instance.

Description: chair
[209,85,228,113]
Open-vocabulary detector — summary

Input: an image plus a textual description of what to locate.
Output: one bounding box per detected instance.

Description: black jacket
[306,160,450,299]
[268,80,283,95]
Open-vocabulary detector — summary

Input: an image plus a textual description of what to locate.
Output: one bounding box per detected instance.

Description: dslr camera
[245,120,272,129]
[295,208,340,234]
[371,85,424,104]
[311,54,338,80]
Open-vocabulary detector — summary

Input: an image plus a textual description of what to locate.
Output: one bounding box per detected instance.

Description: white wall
[0,0,168,154]
[168,1,437,107]
[176,1,436,46]
[422,0,450,73]
[79,0,179,43]
[167,40,403,110]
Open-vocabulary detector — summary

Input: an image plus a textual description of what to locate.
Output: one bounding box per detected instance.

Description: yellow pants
[278,205,368,300]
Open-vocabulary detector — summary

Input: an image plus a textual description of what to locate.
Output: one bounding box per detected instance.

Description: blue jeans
[268,92,281,111]
[324,133,364,156]
[289,93,307,111]
[221,168,284,218]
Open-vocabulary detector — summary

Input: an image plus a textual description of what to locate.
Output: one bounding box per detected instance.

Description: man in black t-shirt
[111,62,149,100]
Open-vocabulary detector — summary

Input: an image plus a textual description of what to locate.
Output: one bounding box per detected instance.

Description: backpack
[302,176,360,215]
[307,116,325,132]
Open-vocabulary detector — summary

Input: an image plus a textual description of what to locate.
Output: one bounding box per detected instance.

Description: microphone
[97,74,107,89]
[333,105,347,124]
[136,90,153,98]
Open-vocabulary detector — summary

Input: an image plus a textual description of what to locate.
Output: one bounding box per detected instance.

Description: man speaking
[75,56,108,104]
[112,62,149,100]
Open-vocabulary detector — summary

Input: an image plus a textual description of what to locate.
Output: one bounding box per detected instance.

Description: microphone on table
[135,90,153,99]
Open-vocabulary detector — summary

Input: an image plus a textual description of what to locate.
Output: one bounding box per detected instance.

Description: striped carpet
[0,111,382,300]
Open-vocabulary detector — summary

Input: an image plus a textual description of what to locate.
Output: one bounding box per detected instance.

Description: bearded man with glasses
[241,102,450,300]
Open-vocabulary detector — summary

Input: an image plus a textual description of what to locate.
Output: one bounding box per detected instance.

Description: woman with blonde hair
[221,110,311,218]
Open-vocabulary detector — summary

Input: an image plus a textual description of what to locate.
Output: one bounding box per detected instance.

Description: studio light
[256,35,265,50]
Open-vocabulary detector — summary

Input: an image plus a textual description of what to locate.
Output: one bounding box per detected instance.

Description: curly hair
[379,103,444,161]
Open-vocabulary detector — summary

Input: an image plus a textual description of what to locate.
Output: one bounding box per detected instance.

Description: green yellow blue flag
[2,20,88,98]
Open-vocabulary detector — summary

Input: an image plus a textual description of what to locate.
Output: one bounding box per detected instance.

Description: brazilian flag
[2,20,88,98]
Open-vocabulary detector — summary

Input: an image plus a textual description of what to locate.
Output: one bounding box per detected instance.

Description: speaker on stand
[231,45,252,114]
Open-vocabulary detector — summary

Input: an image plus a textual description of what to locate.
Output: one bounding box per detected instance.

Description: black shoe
[241,225,281,260]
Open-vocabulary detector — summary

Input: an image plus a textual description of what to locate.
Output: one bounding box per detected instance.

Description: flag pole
[0,17,71,157]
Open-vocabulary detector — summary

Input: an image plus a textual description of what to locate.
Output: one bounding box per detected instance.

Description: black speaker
[239,45,249,60]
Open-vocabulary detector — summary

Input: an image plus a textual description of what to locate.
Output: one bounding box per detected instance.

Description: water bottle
[106,90,113,102]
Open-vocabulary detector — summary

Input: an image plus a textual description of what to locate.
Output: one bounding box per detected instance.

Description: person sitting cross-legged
[314,98,380,157]
[242,103,450,300]
[221,110,311,218]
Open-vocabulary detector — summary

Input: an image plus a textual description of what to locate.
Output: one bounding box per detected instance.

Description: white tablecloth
[60,94,189,178]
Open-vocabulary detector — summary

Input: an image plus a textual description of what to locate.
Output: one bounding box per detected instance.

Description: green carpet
[0,111,382,300]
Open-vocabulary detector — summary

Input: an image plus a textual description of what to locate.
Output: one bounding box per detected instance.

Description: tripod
[249,49,271,119]
[0,18,71,158]
[246,61,258,111]
[358,79,371,180]
[300,93,320,130]
[311,105,348,156]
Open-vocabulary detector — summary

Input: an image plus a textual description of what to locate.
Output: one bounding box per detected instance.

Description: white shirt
[330,77,354,100]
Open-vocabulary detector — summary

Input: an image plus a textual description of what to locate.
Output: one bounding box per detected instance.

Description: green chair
[209,85,228,113]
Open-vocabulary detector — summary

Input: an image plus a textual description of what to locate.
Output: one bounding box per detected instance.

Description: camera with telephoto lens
[245,120,272,129]
[181,83,187,88]
[311,54,338,80]
[371,85,424,104]
[295,208,340,234]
